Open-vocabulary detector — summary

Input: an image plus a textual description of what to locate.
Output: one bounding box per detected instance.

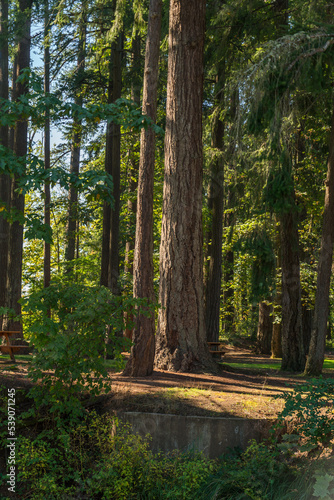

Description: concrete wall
[118,412,273,459]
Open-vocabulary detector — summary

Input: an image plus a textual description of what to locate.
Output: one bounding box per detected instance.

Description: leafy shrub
[14,412,216,499]
[277,378,334,446]
[198,440,290,500]
[22,283,154,421]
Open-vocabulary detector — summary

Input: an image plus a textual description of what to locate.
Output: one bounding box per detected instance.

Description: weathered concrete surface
[118,412,273,459]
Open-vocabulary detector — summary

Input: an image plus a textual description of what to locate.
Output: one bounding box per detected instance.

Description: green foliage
[277,378,334,446]
[235,226,275,301]
[22,283,153,421]
[198,440,290,500]
[13,413,216,499]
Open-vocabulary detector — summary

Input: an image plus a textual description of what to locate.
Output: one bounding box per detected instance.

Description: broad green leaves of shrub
[16,413,216,500]
[22,283,154,420]
[277,378,334,446]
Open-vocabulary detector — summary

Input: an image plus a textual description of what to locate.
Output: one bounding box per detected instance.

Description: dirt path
[0,348,322,419]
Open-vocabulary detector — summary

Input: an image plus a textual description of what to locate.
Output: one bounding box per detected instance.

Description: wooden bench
[0,331,30,362]
[207,341,226,359]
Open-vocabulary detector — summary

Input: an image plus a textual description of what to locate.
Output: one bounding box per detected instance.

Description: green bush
[198,440,291,500]
[13,412,216,499]
[22,283,153,421]
[277,378,334,446]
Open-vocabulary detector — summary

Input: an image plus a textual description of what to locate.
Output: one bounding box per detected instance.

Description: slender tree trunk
[305,105,334,376]
[280,182,305,371]
[3,0,31,339]
[155,0,215,372]
[124,33,141,341]
[100,35,122,293]
[205,67,224,343]
[44,0,51,289]
[108,36,122,294]
[65,3,87,268]
[123,0,162,377]
[257,301,273,354]
[271,218,282,357]
[0,0,9,329]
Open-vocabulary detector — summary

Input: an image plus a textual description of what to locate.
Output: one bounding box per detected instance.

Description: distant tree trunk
[65,3,87,268]
[271,321,282,358]
[205,66,224,343]
[0,0,10,329]
[271,218,282,358]
[100,35,122,294]
[305,106,334,376]
[124,33,141,341]
[44,0,51,289]
[257,301,273,354]
[123,0,162,377]
[302,305,312,355]
[3,0,31,338]
[155,0,215,372]
[280,182,305,371]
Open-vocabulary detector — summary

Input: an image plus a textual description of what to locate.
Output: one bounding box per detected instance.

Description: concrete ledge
[118,412,274,459]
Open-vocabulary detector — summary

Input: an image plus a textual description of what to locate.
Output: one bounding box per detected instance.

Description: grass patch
[0,354,32,363]
[224,361,281,370]
[224,358,334,372]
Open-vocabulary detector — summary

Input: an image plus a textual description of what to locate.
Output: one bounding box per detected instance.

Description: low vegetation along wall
[118,412,273,459]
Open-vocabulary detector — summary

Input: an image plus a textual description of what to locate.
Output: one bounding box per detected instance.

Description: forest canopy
[0,0,334,377]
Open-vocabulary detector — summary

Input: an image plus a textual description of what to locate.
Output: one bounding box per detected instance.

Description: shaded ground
[1,347,333,419]
[95,347,312,419]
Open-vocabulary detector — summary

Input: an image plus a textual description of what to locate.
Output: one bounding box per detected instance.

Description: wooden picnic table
[207,341,226,358]
[0,331,29,362]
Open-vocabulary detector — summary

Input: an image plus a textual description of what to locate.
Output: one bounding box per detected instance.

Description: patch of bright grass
[224,358,334,371]
[0,354,31,362]
[223,361,281,370]
[323,358,334,370]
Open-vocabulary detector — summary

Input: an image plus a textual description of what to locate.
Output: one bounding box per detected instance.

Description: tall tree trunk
[155,0,215,372]
[124,33,141,341]
[108,35,122,294]
[305,105,334,376]
[100,35,122,294]
[123,0,162,377]
[0,0,9,329]
[257,301,273,354]
[3,0,31,339]
[65,3,87,268]
[44,0,51,289]
[280,182,305,371]
[205,67,225,343]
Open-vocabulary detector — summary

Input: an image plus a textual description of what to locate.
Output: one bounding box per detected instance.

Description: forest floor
[2,345,333,420]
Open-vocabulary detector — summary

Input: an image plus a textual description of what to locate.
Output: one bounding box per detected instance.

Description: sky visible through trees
[1,0,334,376]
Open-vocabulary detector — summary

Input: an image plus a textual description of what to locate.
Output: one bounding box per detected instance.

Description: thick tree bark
[44,0,51,289]
[3,0,31,339]
[305,106,334,376]
[123,0,162,377]
[205,68,224,343]
[155,0,215,372]
[65,3,87,268]
[0,0,9,329]
[257,301,273,354]
[280,186,305,371]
